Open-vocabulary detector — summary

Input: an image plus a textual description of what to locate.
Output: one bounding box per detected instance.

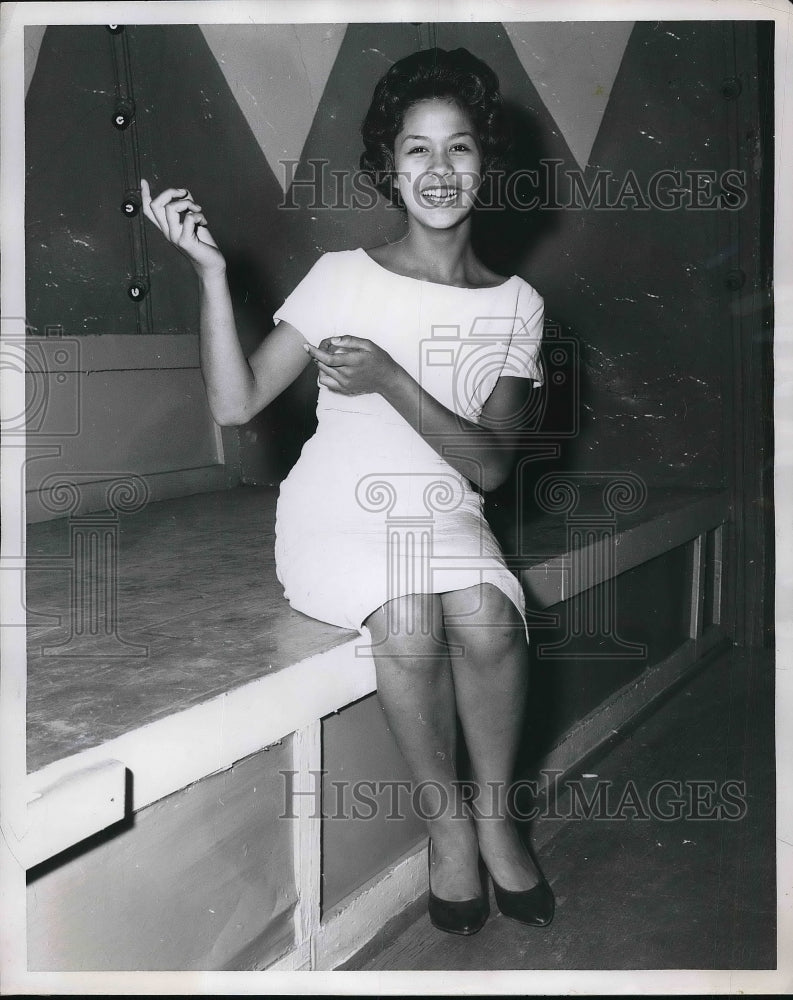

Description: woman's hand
[305,336,398,395]
[140,178,226,276]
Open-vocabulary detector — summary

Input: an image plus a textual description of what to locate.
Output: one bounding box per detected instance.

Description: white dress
[272,247,544,634]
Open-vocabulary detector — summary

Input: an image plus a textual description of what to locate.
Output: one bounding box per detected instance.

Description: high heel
[491,874,555,927]
[427,838,489,936]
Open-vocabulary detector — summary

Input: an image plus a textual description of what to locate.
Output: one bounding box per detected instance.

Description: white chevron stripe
[199,23,347,193]
[24,25,47,98]
[504,21,634,169]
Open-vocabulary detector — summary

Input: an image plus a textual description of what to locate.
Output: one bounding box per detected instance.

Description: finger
[317,372,344,392]
[317,336,353,353]
[149,187,193,232]
[150,186,192,209]
[195,224,218,247]
[329,335,365,349]
[147,188,180,232]
[305,344,345,367]
[140,178,162,230]
[164,198,203,242]
[162,198,202,213]
[178,209,196,244]
[315,360,347,380]
[177,210,207,246]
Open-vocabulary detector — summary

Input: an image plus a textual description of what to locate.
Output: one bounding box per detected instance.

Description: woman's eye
[451,144,470,152]
[408,146,427,154]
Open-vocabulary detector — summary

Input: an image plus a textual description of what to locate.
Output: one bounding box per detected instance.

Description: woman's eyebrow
[400,131,476,144]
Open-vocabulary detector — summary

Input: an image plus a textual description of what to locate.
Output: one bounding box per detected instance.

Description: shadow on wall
[224,250,320,478]
[475,99,587,533]
[472,98,562,275]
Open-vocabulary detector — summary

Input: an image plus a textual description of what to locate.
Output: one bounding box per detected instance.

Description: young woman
[141,46,552,936]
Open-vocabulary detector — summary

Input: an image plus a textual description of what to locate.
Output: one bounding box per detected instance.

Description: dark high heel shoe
[427,838,489,936]
[491,874,555,927]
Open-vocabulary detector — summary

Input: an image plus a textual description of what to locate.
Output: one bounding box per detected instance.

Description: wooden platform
[26,483,729,772]
[25,486,356,772]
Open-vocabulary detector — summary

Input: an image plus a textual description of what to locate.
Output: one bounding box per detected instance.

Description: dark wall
[489,19,739,491]
[522,539,693,759]
[26,27,139,336]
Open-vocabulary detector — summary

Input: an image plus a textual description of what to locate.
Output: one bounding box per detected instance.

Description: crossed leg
[441,583,542,891]
[365,583,541,900]
[364,594,481,901]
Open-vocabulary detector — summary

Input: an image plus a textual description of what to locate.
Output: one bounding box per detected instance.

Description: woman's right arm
[141,179,311,426]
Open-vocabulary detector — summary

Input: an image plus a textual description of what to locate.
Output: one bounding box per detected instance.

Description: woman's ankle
[427,822,483,900]
[427,812,478,851]
[474,818,543,890]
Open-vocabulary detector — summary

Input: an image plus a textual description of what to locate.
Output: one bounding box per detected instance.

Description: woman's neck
[389,221,482,286]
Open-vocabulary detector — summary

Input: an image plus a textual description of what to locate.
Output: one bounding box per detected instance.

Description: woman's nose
[428,149,453,177]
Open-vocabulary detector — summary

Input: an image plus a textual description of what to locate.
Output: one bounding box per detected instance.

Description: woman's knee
[441,584,526,663]
[364,592,448,662]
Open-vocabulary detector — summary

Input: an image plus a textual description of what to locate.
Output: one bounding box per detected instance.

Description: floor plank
[348,645,776,970]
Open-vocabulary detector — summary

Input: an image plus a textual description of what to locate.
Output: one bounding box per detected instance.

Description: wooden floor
[344,643,776,971]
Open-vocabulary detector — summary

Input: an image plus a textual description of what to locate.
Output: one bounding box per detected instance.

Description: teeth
[422,188,457,203]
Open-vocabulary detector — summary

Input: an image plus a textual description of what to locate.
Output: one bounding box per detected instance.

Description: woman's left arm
[305,336,535,491]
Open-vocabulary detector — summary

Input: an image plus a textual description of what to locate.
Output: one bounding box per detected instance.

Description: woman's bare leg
[365,593,481,900]
[441,583,542,890]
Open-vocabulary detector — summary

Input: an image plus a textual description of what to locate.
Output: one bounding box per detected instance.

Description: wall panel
[27,741,296,972]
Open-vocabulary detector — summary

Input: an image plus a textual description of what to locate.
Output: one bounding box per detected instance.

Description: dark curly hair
[359,47,513,207]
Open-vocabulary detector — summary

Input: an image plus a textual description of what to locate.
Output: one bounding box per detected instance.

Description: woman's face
[392,98,482,227]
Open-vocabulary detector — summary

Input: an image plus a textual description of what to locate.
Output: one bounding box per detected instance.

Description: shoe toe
[493,878,555,927]
[428,892,490,935]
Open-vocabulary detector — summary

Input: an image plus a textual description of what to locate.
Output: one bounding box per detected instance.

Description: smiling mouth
[419,186,460,207]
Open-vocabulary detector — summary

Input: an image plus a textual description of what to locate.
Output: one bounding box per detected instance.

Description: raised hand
[140,178,225,275]
[304,336,398,395]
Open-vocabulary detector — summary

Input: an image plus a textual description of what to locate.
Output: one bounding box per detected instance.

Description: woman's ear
[384,154,405,209]
[387,171,403,208]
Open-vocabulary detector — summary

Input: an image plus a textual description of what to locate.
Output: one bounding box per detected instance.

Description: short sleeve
[272,252,340,346]
[502,279,544,387]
